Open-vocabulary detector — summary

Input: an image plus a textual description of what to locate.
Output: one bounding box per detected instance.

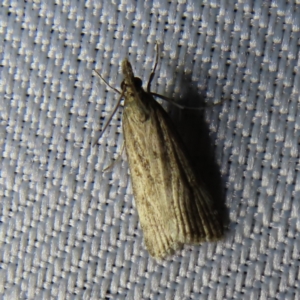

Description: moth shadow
[166,81,229,231]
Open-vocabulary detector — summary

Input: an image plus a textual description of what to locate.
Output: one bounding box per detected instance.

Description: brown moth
[96,50,223,258]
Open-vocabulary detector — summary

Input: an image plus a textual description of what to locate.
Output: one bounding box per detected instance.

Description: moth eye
[134,77,143,88]
[121,80,125,90]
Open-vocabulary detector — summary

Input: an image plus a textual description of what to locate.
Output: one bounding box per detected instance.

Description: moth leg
[147,43,160,93]
[151,92,225,110]
[92,90,125,147]
[93,70,122,94]
[103,141,125,172]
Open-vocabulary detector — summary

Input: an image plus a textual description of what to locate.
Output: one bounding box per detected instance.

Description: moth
[95,49,223,258]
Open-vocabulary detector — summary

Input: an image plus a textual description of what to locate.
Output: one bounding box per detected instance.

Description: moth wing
[123,98,222,258]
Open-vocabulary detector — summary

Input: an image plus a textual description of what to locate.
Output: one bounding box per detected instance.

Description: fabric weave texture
[0,1,299,299]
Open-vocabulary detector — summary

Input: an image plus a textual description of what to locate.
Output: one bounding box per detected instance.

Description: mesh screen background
[1,1,300,299]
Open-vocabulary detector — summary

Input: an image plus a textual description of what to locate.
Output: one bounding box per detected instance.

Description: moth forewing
[120,59,222,258]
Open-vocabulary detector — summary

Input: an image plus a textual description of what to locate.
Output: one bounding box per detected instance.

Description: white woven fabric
[1,1,299,299]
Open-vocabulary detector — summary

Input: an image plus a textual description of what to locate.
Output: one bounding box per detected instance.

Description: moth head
[121,77,143,91]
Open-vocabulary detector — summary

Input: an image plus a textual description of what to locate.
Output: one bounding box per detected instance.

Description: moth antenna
[147,42,160,93]
[93,70,122,94]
